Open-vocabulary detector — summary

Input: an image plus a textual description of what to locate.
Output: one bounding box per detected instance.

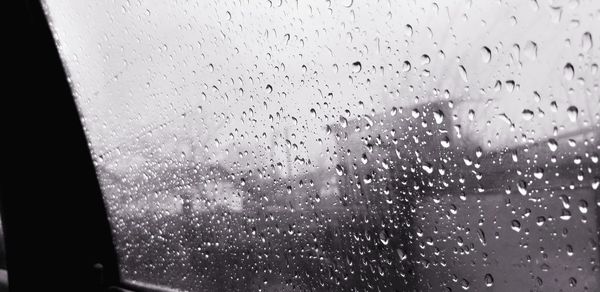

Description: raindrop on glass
[563,63,574,80]
[566,106,578,122]
[480,46,491,63]
[484,274,494,287]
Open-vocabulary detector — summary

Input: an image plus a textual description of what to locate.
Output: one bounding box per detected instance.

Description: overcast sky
[44,0,599,174]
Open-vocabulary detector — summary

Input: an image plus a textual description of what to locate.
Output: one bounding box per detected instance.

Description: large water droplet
[522,109,534,120]
[460,278,470,290]
[468,109,475,121]
[592,178,599,190]
[335,164,344,176]
[441,136,451,148]
[547,139,558,152]
[339,116,348,128]
[533,167,544,179]
[484,274,494,287]
[433,109,444,124]
[569,277,577,288]
[578,200,588,214]
[566,106,578,122]
[352,61,362,73]
[402,60,411,72]
[524,41,538,60]
[563,63,574,80]
[582,32,593,52]
[379,230,389,245]
[480,46,491,63]
[550,6,562,23]
[396,248,407,261]
[404,24,413,37]
[422,163,434,174]
[536,216,546,226]
[511,220,521,232]
[560,209,571,220]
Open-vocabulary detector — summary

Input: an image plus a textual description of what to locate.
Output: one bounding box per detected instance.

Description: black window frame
[6,1,598,291]
[2,1,158,291]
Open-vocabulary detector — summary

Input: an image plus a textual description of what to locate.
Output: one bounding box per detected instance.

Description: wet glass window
[44,1,598,291]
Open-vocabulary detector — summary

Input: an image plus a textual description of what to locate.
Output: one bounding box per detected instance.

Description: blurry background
[44,0,599,291]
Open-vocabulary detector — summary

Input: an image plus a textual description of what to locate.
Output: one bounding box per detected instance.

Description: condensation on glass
[44,1,599,291]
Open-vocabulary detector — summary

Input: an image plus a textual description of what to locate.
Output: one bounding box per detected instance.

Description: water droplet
[411,108,420,118]
[517,180,528,195]
[404,24,413,37]
[533,167,544,179]
[582,32,593,52]
[511,220,521,232]
[352,61,362,73]
[536,216,546,226]
[458,65,468,82]
[477,229,487,246]
[335,164,344,176]
[550,6,562,23]
[566,106,578,122]
[530,0,539,11]
[441,136,451,148]
[339,116,348,128]
[402,61,411,72]
[566,245,575,257]
[460,278,470,290]
[422,163,434,174]
[481,46,491,63]
[433,109,444,124]
[547,139,558,152]
[396,249,407,261]
[524,41,538,60]
[560,194,570,209]
[550,101,558,112]
[266,84,273,93]
[361,153,368,164]
[569,277,577,287]
[563,63,574,80]
[484,274,494,287]
[505,80,515,93]
[578,200,588,214]
[498,113,512,125]
[468,109,475,121]
[560,209,571,220]
[379,230,389,245]
[522,109,534,120]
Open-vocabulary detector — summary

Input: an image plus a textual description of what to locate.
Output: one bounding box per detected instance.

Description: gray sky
[44,0,599,174]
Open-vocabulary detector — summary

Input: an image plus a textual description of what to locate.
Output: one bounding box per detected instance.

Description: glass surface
[44,1,599,291]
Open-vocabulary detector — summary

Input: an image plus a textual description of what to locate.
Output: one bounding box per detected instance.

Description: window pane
[44,1,599,291]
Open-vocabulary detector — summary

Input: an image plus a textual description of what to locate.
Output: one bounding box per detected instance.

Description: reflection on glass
[44,0,599,291]
[0,217,8,291]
